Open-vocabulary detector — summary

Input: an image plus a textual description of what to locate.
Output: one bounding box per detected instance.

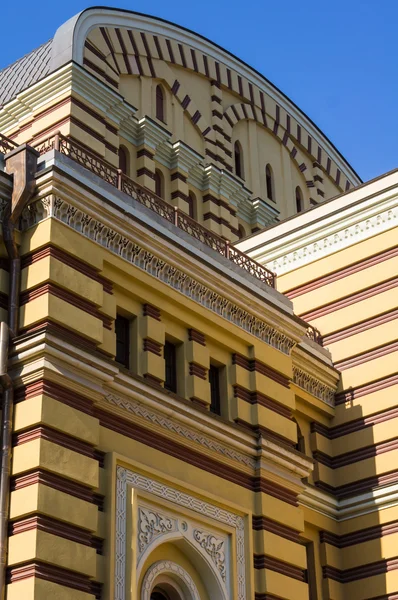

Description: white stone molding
[138,507,177,555]
[141,560,200,600]
[22,195,296,355]
[116,466,247,600]
[136,501,229,597]
[238,177,398,275]
[105,393,256,470]
[193,529,226,581]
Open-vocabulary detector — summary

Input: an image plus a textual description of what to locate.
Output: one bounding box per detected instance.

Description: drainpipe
[0,144,38,599]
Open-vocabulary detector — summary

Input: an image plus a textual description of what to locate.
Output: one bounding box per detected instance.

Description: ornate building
[0,7,396,600]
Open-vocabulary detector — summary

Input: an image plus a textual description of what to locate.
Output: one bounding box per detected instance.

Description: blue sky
[1,0,396,182]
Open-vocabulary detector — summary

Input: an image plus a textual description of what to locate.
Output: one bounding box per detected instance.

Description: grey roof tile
[0,40,53,107]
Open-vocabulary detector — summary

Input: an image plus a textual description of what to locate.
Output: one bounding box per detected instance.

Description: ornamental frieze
[293,366,335,406]
[21,195,296,355]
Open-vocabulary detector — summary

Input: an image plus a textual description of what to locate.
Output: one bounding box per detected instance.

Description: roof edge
[50,6,361,185]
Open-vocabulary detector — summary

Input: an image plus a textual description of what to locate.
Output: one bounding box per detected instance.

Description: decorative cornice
[239,176,398,275]
[293,366,335,406]
[104,392,256,469]
[22,194,296,355]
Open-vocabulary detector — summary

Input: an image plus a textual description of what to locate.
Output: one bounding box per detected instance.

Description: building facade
[0,7,396,600]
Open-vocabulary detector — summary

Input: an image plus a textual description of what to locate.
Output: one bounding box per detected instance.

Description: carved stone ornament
[23,195,296,355]
[138,507,176,554]
[293,366,335,406]
[104,393,256,469]
[116,467,246,600]
[193,529,226,581]
[141,560,200,600]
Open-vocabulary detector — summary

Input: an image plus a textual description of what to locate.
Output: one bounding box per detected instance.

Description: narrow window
[209,364,221,415]
[306,542,318,600]
[238,224,246,239]
[155,169,164,198]
[156,85,165,122]
[266,164,274,201]
[187,191,196,219]
[164,341,177,393]
[234,141,243,179]
[296,186,303,212]
[119,145,129,176]
[115,315,130,369]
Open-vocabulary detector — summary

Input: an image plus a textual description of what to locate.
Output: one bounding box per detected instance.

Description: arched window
[234,141,244,179]
[156,85,165,122]
[296,186,303,213]
[266,164,274,201]
[238,224,246,239]
[119,145,129,176]
[155,169,164,198]
[187,191,196,219]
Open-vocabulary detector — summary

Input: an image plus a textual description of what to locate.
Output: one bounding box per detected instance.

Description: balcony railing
[306,325,323,345]
[0,133,17,155]
[32,132,276,288]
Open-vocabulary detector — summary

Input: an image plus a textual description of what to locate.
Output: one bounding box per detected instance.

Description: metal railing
[306,325,323,345]
[0,134,17,156]
[32,132,276,288]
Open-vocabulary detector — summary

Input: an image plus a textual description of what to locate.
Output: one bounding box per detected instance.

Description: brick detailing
[323,556,398,583]
[254,554,306,581]
[143,338,163,356]
[13,425,99,462]
[9,515,103,554]
[335,373,398,405]
[188,329,206,345]
[21,244,113,293]
[300,277,398,321]
[14,379,94,415]
[316,470,398,499]
[311,404,398,439]
[320,521,398,548]
[137,148,155,159]
[252,515,301,543]
[7,562,102,598]
[334,340,398,371]
[189,362,208,380]
[11,470,104,509]
[143,303,161,320]
[313,437,398,469]
[322,308,398,346]
[94,406,298,505]
[20,283,113,329]
[136,167,156,180]
[232,354,290,388]
[234,385,292,419]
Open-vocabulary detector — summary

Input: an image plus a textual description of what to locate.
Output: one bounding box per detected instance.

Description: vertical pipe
[0,144,38,600]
